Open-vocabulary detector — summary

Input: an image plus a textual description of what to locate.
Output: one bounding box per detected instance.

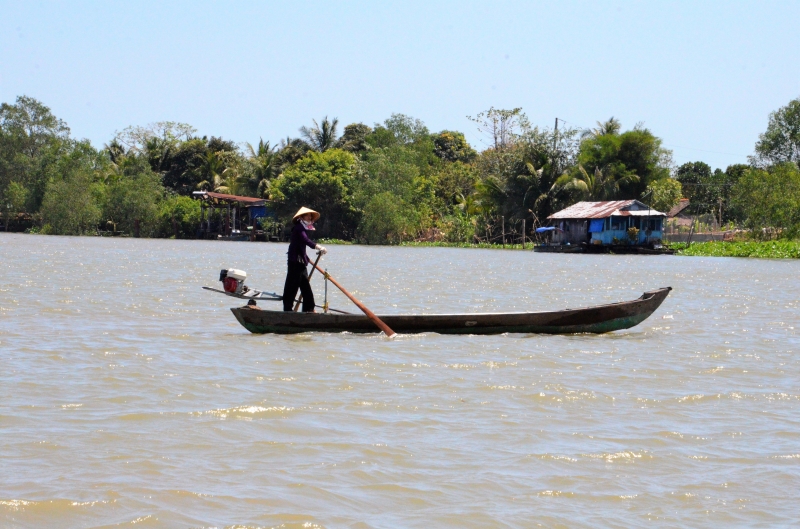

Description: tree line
[1,95,799,242]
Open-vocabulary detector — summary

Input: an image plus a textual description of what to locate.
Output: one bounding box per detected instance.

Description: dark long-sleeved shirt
[287,222,316,265]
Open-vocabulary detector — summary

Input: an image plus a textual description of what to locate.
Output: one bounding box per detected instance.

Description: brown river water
[1,233,799,528]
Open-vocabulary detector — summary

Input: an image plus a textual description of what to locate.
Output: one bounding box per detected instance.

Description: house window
[643,218,662,231]
[611,217,626,230]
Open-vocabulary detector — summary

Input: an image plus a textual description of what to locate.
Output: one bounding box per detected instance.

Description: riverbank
[674,240,800,258]
[319,239,530,250]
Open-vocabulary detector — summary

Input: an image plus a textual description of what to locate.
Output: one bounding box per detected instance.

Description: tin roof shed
[548,200,666,219]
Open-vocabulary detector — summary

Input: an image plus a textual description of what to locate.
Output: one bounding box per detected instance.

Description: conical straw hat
[292,206,320,223]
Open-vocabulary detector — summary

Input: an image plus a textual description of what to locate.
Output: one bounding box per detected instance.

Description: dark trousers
[283,262,315,312]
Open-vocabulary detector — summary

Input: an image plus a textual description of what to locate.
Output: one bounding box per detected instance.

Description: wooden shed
[547,200,667,247]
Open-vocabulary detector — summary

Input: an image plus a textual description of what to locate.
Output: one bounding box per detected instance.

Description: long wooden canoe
[229,287,672,335]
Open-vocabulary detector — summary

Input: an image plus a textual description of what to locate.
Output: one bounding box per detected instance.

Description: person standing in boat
[283,207,327,312]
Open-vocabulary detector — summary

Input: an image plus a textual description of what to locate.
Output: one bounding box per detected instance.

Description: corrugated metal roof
[548,200,665,219]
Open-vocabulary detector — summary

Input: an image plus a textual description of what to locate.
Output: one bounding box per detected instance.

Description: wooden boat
[227,287,672,335]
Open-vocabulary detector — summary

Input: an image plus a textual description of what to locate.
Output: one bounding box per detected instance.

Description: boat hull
[230,287,672,335]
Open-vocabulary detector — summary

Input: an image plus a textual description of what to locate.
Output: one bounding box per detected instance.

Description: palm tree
[103,139,127,165]
[581,117,622,139]
[196,151,235,193]
[299,116,339,152]
[243,139,278,197]
[551,165,639,201]
[144,136,173,174]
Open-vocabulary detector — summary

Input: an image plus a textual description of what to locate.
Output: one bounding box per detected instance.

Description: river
[1,234,798,528]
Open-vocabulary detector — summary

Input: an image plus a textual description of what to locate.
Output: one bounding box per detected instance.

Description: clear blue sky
[2,0,798,169]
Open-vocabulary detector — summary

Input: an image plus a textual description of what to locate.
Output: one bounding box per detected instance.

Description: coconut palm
[581,117,622,139]
[196,151,236,193]
[242,139,278,197]
[551,164,639,201]
[299,116,340,152]
[104,139,127,165]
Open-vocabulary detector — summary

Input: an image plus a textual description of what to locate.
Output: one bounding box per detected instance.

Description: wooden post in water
[502,216,505,248]
[522,219,526,249]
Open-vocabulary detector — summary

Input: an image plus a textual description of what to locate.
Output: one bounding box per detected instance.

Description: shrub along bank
[676,240,800,259]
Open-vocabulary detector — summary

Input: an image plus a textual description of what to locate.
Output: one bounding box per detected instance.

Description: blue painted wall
[589,216,663,245]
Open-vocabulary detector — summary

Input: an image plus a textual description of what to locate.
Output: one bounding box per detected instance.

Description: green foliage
[3,181,29,231]
[241,139,279,197]
[300,116,339,152]
[433,131,477,163]
[674,161,745,223]
[400,240,529,249]
[677,240,800,259]
[352,140,436,242]
[469,117,581,235]
[577,125,672,198]
[2,95,708,247]
[645,178,682,213]
[436,212,477,243]
[731,163,800,239]
[104,159,164,237]
[0,95,71,211]
[366,114,432,150]
[40,149,103,235]
[432,161,479,205]
[674,161,711,202]
[358,191,422,244]
[159,138,208,195]
[4,181,28,212]
[270,149,357,238]
[554,164,639,201]
[752,97,800,166]
[158,195,200,238]
[581,117,621,139]
[337,123,372,153]
[316,238,353,245]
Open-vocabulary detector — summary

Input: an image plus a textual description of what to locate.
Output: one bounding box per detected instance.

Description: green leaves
[644,178,682,214]
[732,163,800,239]
[433,131,477,163]
[577,125,671,199]
[553,164,639,202]
[752,97,800,166]
[299,116,340,152]
[270,149,358,238]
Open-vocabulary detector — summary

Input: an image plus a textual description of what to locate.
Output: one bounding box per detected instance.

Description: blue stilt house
[547,200,666,247]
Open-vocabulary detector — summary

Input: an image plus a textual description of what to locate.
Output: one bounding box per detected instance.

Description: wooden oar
[311,263,397,338]
[293,252,323,312]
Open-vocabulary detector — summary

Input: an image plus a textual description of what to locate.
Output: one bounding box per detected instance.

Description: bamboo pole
[311,262,396,338]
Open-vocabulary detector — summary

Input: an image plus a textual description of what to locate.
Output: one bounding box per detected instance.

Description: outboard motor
[219,268,248,295]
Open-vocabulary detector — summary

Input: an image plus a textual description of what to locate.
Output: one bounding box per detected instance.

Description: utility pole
[553,118,558,151]
[553,118,559,173]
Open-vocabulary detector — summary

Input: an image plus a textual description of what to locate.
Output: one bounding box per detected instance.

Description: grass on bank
[320,239,531,249]
[674,240,800,258]
[325,237,800,258]
[401,241,530,249]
